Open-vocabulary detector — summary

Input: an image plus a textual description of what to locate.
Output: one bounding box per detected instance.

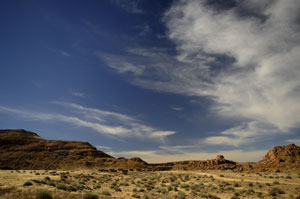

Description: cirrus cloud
[0,102,175,142]
[98,0,300,145]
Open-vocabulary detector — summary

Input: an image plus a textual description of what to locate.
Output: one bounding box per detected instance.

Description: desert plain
[1,169,300,199]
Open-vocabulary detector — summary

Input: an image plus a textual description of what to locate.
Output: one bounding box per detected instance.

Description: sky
[0,0,300,163]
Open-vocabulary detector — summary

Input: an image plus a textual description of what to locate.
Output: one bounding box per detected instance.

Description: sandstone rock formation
[1,129,300,172]
[254,143,300,172]
[169,155,237,171]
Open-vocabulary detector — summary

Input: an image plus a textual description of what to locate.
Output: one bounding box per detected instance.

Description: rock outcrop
[254,144,300,172]
[170,155,237,170]
[148,155,237,171]
[1,129,300,172]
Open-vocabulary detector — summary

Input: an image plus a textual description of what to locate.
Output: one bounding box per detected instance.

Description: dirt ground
[0,169,300,199]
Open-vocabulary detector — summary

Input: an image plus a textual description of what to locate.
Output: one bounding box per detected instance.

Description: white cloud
[108,148,268,163]
[96,145,112,151]
[164,0,300,132]
[98,0,300,144]
[148,131,175,143]
[52,101,136,123]
[203,121,279,147]
[0,103,175,142]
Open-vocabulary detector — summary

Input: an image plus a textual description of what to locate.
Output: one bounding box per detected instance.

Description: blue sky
[1,0,300,163]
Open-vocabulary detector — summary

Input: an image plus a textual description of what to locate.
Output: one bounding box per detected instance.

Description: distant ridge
[0,129,145,170]
[0,129,299,172]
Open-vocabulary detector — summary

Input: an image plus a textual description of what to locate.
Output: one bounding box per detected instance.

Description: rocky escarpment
[1,129,300,172]
[150,145,300,172]
[254,144,300,172]
[171,155,238,170]
[0,129,145,170]
[149,155,238,171]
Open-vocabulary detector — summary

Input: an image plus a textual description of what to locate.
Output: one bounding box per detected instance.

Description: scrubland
[0,170,300,199]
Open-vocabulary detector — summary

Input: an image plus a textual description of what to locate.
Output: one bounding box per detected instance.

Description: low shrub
[273,181,280,185]
[269,187,285,196]
[83,193,99,199]
[48,181,55,187]
[36,191,52,199]
[44,176,51,181]
[177,191,185,199]
[67,185,78,192]
[57,184,67,191]
[101,190,111,196]
[23,181,33,186]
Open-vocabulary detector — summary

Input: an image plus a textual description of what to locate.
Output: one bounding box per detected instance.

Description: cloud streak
[171,107,184,111]
[110,0,144,14]
[0,103,175,142]
[203,121,279,147]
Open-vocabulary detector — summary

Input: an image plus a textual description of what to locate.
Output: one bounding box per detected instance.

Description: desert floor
[0,169,300,199]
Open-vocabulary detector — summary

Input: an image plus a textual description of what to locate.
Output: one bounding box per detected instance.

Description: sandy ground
[166,170,300,185]
[0,170,300,199]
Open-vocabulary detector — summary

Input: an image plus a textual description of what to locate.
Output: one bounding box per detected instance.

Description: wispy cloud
[203,121,279,147]
[137,24,151,36]
[58,50,71,57]
[96,52,146,75]
[96,145,112,151]
[0,103,175,142]
[110,0,144,14]
[97,0,300,146]
[170,107,184,111]
[147,131,175,142]
[71,91,86,98]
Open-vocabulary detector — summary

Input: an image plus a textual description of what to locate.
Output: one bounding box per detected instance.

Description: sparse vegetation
[269,187,285,196]
[36,191,53,199]
[83,193,99,199]
[57,183,67,191]
[101,190,111,196]
[0,169,299,199]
